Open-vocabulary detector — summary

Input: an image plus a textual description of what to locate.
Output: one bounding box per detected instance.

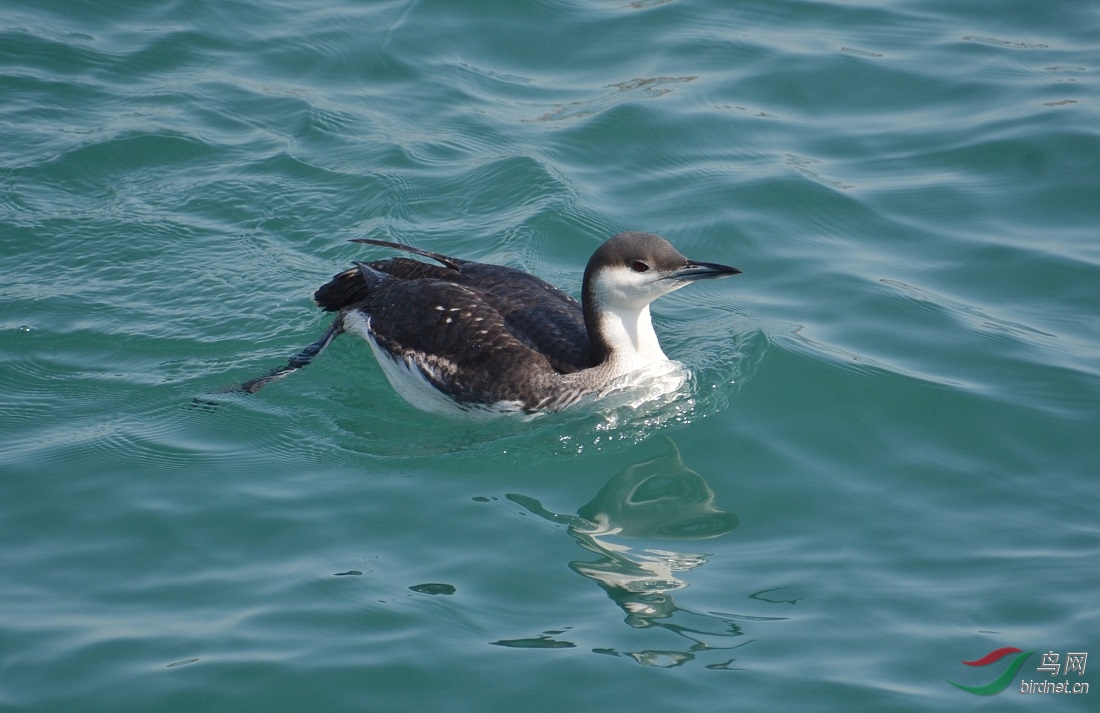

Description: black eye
[630,260,650,273]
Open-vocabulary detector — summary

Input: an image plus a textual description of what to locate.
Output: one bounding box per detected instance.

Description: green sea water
[2,0,1097,711]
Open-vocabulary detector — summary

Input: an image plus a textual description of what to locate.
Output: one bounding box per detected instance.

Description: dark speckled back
[313,252,594,377]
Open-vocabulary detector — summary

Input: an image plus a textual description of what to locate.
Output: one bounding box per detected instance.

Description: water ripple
[528,76,697,123]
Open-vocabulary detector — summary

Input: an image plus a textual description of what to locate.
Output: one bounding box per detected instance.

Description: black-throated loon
[238,232,741,413]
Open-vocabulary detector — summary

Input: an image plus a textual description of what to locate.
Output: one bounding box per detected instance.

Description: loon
[238,232,741,413]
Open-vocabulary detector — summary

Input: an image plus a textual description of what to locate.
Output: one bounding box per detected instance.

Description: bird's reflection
[505,440,777,667]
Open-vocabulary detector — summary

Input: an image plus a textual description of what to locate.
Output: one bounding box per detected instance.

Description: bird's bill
[667,261,742,281]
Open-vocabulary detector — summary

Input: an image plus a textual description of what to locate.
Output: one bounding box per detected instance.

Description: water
[2,0,1097,710]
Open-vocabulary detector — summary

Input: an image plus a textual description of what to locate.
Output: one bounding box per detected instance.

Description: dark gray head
[581,232,741,362]
[583,231,741,310]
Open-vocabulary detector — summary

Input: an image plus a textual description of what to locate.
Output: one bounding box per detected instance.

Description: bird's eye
[630,260,650,273]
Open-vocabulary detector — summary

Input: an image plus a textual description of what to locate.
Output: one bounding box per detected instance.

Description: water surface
[2,0,1097,710]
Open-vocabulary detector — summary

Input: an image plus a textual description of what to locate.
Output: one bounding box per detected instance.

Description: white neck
[596,303,669,375]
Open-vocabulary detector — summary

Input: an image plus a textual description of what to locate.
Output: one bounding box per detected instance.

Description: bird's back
[314,251,596,406]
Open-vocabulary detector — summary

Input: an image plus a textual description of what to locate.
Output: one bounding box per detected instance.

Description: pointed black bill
[668,260,742,282]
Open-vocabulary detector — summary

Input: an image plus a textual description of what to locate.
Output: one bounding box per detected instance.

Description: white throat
[596,303,670,376]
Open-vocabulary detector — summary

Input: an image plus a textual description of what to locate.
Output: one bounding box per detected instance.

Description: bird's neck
[589,303,670,375]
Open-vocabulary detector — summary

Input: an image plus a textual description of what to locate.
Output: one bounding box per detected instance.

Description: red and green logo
[948,647,1034,695]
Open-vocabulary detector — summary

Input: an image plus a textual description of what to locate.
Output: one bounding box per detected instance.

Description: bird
[237,232,741,414]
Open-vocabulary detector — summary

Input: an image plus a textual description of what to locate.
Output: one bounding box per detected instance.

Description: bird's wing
[361,277,564,407]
